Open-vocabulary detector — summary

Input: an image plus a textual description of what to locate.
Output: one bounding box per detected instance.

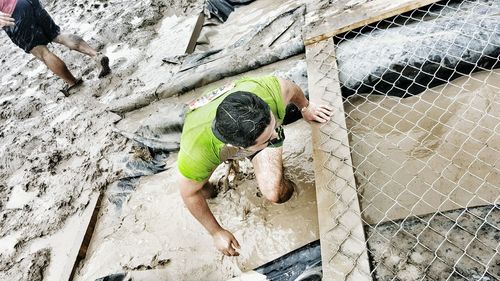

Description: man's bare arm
[278,78,333,123]
[178,174,241,256]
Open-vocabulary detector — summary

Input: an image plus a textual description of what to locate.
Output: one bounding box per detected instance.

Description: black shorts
[3,0,60,53]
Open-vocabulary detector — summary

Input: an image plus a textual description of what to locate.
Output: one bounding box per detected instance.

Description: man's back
[178,75,286,182]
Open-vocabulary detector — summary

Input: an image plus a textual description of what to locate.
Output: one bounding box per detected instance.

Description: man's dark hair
[214,91,271,147]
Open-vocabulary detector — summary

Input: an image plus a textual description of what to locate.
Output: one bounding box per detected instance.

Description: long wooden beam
[304,0,442,45]
[306,39,371,280]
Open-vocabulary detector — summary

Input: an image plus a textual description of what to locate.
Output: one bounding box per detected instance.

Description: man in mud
[178,76,333,256]
[0,0,110,96]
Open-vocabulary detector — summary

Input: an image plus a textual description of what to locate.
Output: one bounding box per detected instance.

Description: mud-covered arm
[278,78,333,123]
[178,174,241,256]
[0,12,15,28]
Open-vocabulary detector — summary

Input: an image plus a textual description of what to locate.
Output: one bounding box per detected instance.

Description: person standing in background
[0,0,111,96]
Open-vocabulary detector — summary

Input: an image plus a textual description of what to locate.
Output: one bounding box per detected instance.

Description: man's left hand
[302,102,334,123]
[0,12,15,28]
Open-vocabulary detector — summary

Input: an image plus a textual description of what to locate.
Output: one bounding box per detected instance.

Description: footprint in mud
[110,57,127,70]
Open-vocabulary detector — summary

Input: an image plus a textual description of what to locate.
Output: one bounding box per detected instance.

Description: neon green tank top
[177,75,285,182]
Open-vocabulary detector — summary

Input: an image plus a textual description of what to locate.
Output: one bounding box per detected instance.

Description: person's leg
[32,0,110,78]
[30,45,77,86]
[53,34,111,78]
[53,34,97,57]
[251,147,295,203]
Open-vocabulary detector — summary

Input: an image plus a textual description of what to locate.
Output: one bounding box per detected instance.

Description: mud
[0,248,51,281]
[1,0,498,280]
[346,69,500,224]
[0,85,127,280]
[0,0,204,280]
[73,56,318,280]
[74,120,319,281]
[109,0,309,113]
[366,205,500,280]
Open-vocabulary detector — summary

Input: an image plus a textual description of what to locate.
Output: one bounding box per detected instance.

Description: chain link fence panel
[307,0,499,279]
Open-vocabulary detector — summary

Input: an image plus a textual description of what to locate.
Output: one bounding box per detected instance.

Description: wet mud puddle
[75,57,319,280]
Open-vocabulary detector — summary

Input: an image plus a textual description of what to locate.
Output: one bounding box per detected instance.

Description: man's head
[214,91,277,150]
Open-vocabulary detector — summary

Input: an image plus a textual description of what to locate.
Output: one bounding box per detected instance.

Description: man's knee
[30,46,50,61]
[54,34,84,49]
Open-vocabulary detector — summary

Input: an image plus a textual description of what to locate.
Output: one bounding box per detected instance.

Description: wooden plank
[185,12,205,54]
[306,40,371,280]
[22,192,102,281]
[304,0,442,45]
[67,192,102,281]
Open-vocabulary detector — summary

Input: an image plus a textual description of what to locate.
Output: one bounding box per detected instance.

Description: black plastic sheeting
[255,240,322,281]
[337,0,500,98]
[95,273,127,281]
[205,0,255,22]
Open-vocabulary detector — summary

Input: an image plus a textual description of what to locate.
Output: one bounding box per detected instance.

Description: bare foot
[60,78,83,97]
[96,53,111,78]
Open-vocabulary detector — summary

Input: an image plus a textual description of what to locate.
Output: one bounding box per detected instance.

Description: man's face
[245,111,278,152]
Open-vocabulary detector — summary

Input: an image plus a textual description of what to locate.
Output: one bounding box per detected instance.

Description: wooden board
[69,192,102,280]
[306,40,371,280]
[304,0,442,45]
[20,192,101,281]
[185,12,205,54]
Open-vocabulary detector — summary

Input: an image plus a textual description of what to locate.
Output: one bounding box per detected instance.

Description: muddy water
[75,121,319,281]
[75,57,318,280]
[345,70,500,224]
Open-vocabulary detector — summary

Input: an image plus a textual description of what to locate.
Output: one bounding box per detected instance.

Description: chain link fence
[309,0,499,280]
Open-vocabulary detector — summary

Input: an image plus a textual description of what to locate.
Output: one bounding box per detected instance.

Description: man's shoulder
[178,125,222,182]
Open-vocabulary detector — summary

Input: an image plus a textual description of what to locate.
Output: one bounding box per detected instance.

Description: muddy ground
[1,0,498,280]
[0,0,316,280]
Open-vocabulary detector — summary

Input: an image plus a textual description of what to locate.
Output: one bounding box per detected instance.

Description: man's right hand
[0,12,14,28]
[179,175,241,257]
[212,229,241,256]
